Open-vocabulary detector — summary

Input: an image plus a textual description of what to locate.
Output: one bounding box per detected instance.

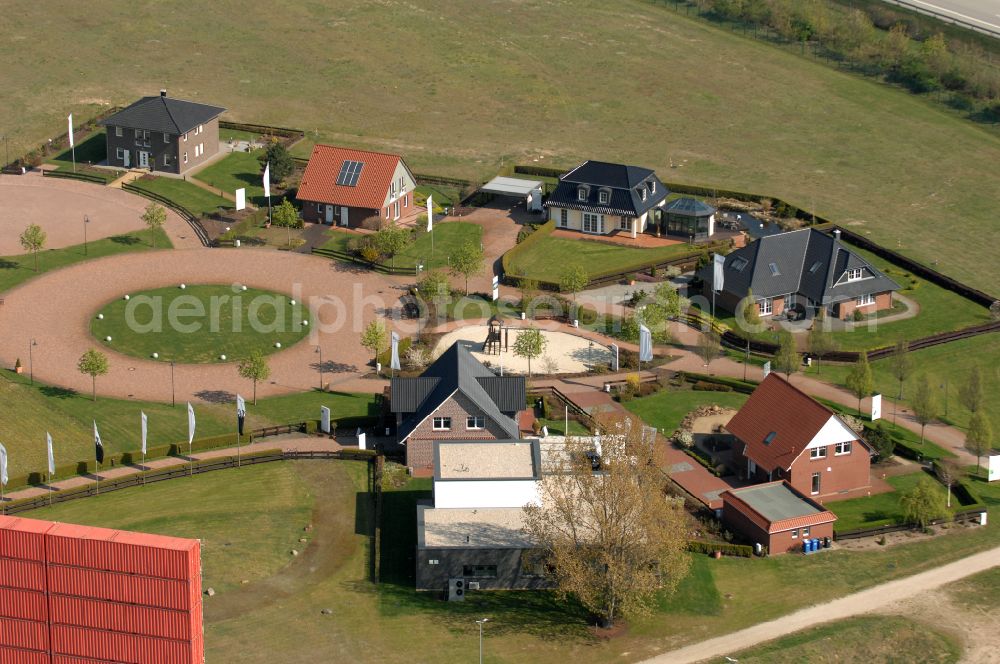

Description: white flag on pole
[187,403,196,445]
[713,253,725,293]
[236,394,246,436]
[426,195,433,233]
[262,163,271,198]
[93,421,104,464]
[0,443,7,487]
[390,331,401,371]
[68,114,74,148]
[639,324,653,362]
[141,411,148,455]
[46,433,55,477]
[763,361,771,378]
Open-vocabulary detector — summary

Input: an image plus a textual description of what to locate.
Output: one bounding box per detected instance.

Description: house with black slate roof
[698,228,900,320]
[544,160,669,239]
[100,90,226,175]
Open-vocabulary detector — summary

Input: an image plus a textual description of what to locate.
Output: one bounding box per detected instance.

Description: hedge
[681,445,724,477]
[693,381,733,393]
[686,540,756,557]
[680,372,757,394]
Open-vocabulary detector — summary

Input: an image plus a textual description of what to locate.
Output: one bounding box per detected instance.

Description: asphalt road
[892,0,1000,35]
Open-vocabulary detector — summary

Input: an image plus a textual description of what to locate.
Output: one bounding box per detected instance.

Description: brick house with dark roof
[698,228,900,320]
[544,160,669,239]
[99,90,225,175]
[726,374,873,500]
[296,145,417,227]
[721,481,837,554]
[390,342,526,475]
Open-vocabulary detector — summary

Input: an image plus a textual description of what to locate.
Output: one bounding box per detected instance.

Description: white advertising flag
[390,331,401,371]
[870,394,882,421]
[46,433,55,477]
[0,443,7,487]
[187,402,196,445]
[141,411,148,455]
[639,324,653,363]
[426,195,433,233]
[713,253,725,293]
[762,361,771,377]
[262,163,271,198]
[67,114,74,148]
[235,188,246,211]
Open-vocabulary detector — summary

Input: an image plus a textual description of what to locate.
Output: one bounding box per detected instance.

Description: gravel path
[640,544,1000,664]
[0,173,202,251]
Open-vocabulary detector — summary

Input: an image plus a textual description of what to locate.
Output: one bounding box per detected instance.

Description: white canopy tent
[479,176,545,212]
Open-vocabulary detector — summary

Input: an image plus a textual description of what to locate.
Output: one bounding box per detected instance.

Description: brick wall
[836,291,893,320]
[788,444,871,501]
[768,521,834,554]
[405,392,513,472]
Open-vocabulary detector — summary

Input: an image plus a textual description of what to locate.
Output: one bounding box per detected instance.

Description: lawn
[505,222,700,285]
[45,131,122,184]
[321,221,482,273]
[624,387,749,434]
[0,229,171,293]
[731,615,960,663]
[192,150,267,205]
[90,284,311,363]
[414,184,458,210]
[128,176,233,216]
[826,471,962,532]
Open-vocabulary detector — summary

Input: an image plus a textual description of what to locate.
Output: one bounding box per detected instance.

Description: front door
[138,151,149,168]
[324,205,334,224]
[123,150,130,168]
[340,207,349,226]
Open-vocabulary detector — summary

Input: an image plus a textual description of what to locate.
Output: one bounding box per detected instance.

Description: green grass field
[90,284,311,363]
[128,176,233,216]
[624,387,749,434]
[0,229,171,293]
[320,221,482,272]
[45,131,122,183]
[192,150,266,205]
[6,1,1000,293]
[827,472,959,532]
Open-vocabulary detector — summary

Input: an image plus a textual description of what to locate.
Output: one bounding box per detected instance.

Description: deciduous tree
[900,475,948,529]
[361,319,388,368]
[237,350,271,405]
[965,411,993,476]
[140,203,166,248]
[910,375,939,446]
[958,366,984,414]
[697,328,722,367]
[512,326,546,377]
[77,349,109,402]
[449,240,484,295]
[888,340,912,423]
[806,310,835,372]
[773,330,799,379]
[845,351,873,416]
[19,223,46,272]
[559,263,588,303]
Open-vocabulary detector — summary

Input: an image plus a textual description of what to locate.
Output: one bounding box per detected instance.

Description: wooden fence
[834,508,986,541]
[122,182,211,246]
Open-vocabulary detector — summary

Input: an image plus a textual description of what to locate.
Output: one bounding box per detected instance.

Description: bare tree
[910,375,939,446]
[888,340,912,424]
[697,328,722,367]
[806,310,835,373]
[845,351,873,416]
[965,411,993,477]
[958,366,984,414]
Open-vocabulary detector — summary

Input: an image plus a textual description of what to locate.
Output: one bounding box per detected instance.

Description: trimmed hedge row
[679,372,757,394]
[681,445,724,477]
[686,540,756,557]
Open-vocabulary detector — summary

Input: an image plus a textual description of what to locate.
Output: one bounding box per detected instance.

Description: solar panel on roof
[809,261,823,274]
[731,257,749,272]
[336,160,364,186]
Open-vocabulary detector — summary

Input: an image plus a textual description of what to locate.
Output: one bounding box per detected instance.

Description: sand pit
[433,325,613,375]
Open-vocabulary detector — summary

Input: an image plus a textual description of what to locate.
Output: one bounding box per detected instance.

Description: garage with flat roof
[478,176,545,212]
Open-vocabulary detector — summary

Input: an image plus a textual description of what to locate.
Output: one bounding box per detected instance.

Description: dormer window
[598,190,609,204]
[846,268,864,281]
[648,181,655,193]
[768,262,781,276]
[577,186,588,202]
[640,187,647,202]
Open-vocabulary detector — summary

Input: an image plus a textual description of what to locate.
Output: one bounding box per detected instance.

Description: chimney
[833,229,841,241]
[160,89,167,97]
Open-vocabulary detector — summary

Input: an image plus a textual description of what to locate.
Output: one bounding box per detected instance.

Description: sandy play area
[433,325,613,375]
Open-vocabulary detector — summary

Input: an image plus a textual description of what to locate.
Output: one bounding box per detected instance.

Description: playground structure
[483,316,509,355]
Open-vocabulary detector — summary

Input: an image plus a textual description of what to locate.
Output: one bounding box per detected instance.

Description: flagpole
[142,450,146,486]
[48,471,52,506]
[95,462,100,496]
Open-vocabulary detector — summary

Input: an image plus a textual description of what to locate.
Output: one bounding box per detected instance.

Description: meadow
[2,0,999,293]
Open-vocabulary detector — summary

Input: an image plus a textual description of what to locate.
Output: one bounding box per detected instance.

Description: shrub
[516,224,538,244]
[686,540,754,558]
[693,381,733,392]
[360,216,384,231]
[852,309,865,322]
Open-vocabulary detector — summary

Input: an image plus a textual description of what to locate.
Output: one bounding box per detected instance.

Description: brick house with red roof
[297,145,417,227]
[721,481,837,554]
[726,374,873,501]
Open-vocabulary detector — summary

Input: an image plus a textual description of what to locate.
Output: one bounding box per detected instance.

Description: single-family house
[391,343,526,475]
[721,481,837,554]
[297,145,416,227]
[726,374,873,500]
[544,160,669,238]
[100,90,225,175]
[698,228,900,320]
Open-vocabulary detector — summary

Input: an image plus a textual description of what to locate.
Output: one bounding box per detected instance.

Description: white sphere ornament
[275,342,282,349]
[220,354,227,361]
[97,314,104,320]
[123,294,130,301]
[242,285,247,291]
[302,320,309,326]
[105,336,112,342]
[290,299,296,306]
[152,352,159,359]
[180,283,186,290]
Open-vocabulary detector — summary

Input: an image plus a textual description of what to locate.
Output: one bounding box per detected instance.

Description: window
[390,181,396,196]
[183,133,188,142]
[620,216,632,231]
[114,126,123,137]
[768,262,781,276]
[162,154,171,166]
[598,190,609,204]
[577,187,587,201]
[758,298,772,315]
[835,441,852,456]
[403,194,407,208]
[582,213,603,234]
[763,431,776,446]
[163,133,170,143]
[559,209,568,228]
[810,447,827,460]
[811,472,821,495]
[199,142,204,156]
[198,124,203,134]
[802,527,810,538]
[847,268,864,281]
[649,181,656,193]
[115,148,124,160]
[462,564,497,578]
[791,529,799,539]
[428,559,439,565]
[432,417,451,431]
[640,187,648,201]
[809,261,823,274]
[134,129,150,147]
[855,293,875,307]
[466,416,485,430]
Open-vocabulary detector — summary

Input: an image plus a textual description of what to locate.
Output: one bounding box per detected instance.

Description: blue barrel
[802,540,809,554]
[812,539,820,552]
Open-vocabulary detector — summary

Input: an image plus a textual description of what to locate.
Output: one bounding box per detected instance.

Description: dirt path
[639,545,1000,664]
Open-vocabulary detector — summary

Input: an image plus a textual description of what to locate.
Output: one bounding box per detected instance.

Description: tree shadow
[194,389,236,404]
[0,259,20,270]
[39,385,77,399]
[110,235,143,246]
[310,360,357,374]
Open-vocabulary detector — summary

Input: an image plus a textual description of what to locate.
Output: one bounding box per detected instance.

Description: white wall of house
[550,206,658,237]
[805,415,859,449]
[433,479,540,509]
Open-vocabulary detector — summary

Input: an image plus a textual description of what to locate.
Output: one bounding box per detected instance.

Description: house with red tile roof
[297,145,416,227]
[726,374,873,500]
[721,481,837,554]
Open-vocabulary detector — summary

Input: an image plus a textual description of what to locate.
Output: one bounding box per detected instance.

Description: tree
[77,349,109,402]
[361,319,388,368]
[237,350,271,405]
[934,460,964,509]
[512,326,546,377]
[888,340,912,423]
[271,198,302,248]
[899,475,948,529]
[965,411,993,476]
[866,421,895,461]
[697,328,721,367]
[449,240,484,295]
[522,414,689,628]
[910,375,939,446]
[257,139,294,183]
[559,263,588,302]
[772,330,799,379]
[740,287,762,330]
[653,282,682,321]
[806,310,835,372]
[19,223,46,272]
[845,351,873,416]
[517,277,539,312]
[958,366,984,414]
[373,223,410,267]
[140,202,166,248]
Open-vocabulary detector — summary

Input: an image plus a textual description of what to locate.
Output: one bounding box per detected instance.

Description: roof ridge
[313,143,402,160]
[158,96,183,134]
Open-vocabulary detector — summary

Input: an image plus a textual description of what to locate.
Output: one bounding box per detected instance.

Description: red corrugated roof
[297,144,403,210]
[725,374,834,472]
